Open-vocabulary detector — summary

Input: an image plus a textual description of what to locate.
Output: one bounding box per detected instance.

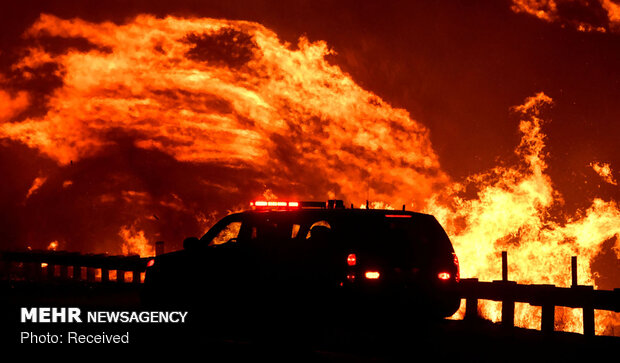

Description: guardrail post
[583,304,595,337]
[47,263,55,280]
[541,303,555,333]
[574,283,596,337]
[500,251,515,329]
[462,278,480,320]
[34,262,44,281]
[87,267,96,282]
[116,270,125,283]
[571,256,578,287]
[502,296,515,328]
[571,256,595,336]
[25,262,37,281]
[101,268,109,283]
[132,270,142,284]
[502,251,508,282]
[465,296,479,320]
[59,265,69,280]
[73,265,82,281]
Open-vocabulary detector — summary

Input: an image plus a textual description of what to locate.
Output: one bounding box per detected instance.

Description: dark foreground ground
[1,281,618,361]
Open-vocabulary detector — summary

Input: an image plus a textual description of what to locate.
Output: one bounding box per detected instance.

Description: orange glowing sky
[0,1,618,298]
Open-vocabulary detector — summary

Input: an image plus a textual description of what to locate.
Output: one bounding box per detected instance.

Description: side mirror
[183,236,200,250]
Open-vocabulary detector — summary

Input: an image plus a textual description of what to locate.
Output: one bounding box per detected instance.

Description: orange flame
[0,13,446,210]
[510,0,620,33]
[591,162,618,186]
[426,93,620,335]
[26,176,47,199]
[119,225,154,257]
[47,240,59,251]
[0,90,29,122]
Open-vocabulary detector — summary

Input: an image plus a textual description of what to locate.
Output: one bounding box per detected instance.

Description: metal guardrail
[0,250,151,284]
[457,252,620,336]
[457,278,620,336]
[1,249,618,336]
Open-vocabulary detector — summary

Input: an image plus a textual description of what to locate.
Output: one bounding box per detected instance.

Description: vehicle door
[199,213,248,291]
[243,213,303,285]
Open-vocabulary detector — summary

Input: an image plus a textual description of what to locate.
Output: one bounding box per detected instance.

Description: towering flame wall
[0,14,446,255]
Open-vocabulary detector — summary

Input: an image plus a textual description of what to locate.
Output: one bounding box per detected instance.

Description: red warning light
[347,253,356,266]
[438,272,451,280]
[251,200,300,209]
[365,271,380,279]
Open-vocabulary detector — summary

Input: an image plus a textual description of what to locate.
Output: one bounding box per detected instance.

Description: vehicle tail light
[146,259,155,268]
[347,253,356,266]
[365,271,380,279]
[438,272,451,280]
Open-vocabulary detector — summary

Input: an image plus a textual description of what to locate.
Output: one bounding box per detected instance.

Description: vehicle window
[344,214,454,268]
[209,221,242,246]
[305,220,331,239]
[246,216,301,242]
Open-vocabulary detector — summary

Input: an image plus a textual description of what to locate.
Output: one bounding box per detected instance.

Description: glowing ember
[47,240,58,251]
[591,162,618,186]
[26,176,47,199]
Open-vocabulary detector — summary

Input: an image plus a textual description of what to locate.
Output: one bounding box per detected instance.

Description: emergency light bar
[250,201,300,208]
[250,200,345,210]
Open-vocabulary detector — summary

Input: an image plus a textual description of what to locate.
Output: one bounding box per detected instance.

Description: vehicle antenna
[366,175,370,210]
